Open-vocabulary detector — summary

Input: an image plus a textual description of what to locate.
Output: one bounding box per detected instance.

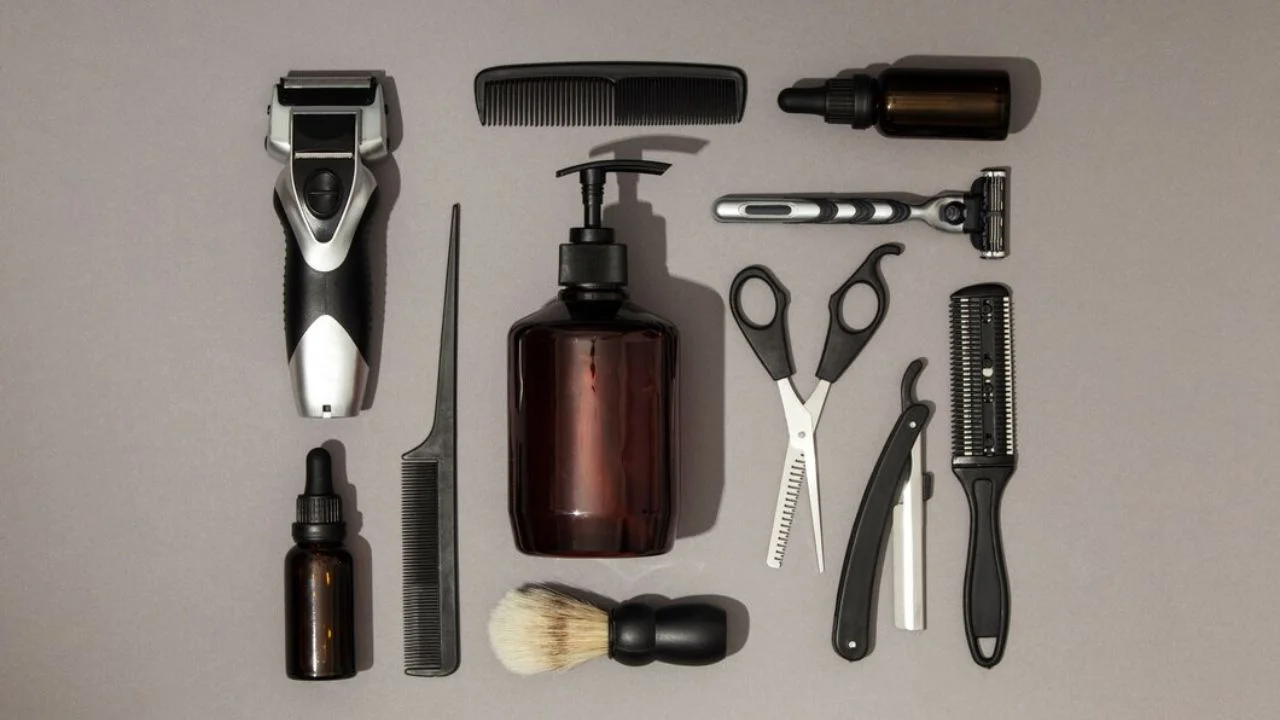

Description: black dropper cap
[553,159,671,288]
[292,448,345,544]
[777,75,878,129]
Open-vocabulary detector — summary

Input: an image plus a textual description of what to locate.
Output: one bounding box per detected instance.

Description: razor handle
[275,178,375,418]
[715,197,923,225]
[954,464,1012,667]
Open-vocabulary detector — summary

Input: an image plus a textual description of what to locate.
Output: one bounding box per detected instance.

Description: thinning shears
[730,244,901,572]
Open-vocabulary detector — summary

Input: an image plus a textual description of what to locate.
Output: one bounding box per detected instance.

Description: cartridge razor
[713,168,1010,259]
[266,72,388,418]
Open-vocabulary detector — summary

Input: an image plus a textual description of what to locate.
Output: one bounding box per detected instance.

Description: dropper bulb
[777,87,827,116]
[305,448,334,496]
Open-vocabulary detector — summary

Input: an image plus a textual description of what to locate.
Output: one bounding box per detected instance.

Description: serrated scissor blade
[766,443,806,569]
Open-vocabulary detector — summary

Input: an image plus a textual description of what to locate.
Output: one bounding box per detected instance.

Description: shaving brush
[487,585,728,675]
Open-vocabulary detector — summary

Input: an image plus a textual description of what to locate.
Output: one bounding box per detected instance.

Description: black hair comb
[474,62,746,126]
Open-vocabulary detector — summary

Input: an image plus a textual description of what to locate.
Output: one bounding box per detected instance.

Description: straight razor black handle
[955,466,1012,667]
[832,402,930,661]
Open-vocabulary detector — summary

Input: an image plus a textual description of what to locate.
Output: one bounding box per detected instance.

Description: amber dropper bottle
[779,67,1011,140]
[285,447,356,680]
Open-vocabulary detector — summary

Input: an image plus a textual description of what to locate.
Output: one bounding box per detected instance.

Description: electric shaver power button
[304,170,342,220]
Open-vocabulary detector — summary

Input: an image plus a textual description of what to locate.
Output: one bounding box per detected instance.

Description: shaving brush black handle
[608,602,727,666]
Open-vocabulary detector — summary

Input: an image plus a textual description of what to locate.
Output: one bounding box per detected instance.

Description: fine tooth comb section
[949,285,1016,459]
[403,460,446,672]
[474,62,746,127]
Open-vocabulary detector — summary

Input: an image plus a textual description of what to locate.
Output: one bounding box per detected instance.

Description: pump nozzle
[556,160,671,235]
[553,159,672,288]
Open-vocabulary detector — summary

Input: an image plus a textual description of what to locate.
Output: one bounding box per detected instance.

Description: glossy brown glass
[509,290,678,557]
[285,543,355,680]
[878,68,1010,140]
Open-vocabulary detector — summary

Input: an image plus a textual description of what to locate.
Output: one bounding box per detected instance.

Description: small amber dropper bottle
[779,67,1011,140]
[284,447,356,680]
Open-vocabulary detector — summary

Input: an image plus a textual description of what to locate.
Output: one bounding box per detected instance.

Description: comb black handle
[954,464,1012,667]
[833,402,930,661]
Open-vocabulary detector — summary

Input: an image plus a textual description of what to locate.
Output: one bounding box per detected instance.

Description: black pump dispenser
[554,160,670,288]
[509,157,680,557]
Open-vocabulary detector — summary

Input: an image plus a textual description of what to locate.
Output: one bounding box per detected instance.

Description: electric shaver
[266,73,388,418]
[713,168,1011,259]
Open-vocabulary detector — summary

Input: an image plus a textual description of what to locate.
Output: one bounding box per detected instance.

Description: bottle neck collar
[559,286,628,303]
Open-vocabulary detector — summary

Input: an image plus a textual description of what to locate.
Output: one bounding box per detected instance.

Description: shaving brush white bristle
[488,586,610,675]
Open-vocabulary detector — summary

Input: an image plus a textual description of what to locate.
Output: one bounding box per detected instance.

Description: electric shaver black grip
[274,190,374,418]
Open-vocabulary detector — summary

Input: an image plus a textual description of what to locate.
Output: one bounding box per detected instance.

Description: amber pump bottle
[508,159,679,557]
[285,447,355,680]
[778,67,1011,140]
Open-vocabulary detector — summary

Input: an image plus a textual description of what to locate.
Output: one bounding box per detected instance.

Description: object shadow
[361,72,403,409]
[590,136,724,539]
[791,56,1041,134]
[322,439,374,671]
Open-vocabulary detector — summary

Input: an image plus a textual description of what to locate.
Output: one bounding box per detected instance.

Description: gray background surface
[3,0,1279,718]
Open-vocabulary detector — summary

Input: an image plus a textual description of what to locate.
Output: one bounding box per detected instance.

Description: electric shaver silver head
[267,72,389,418]
[970,167,1010,259]
[267,73,388,162]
